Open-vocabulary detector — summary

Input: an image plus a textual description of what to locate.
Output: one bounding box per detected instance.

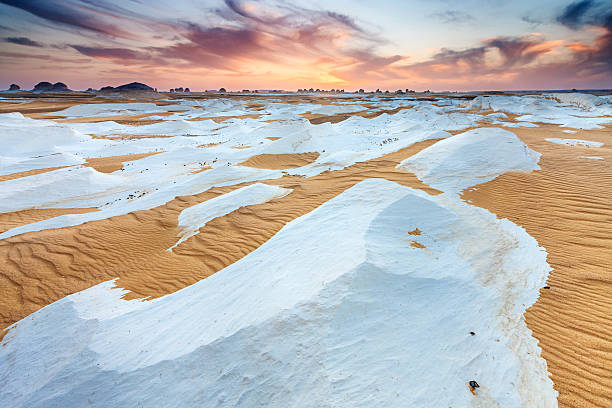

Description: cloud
[393,0,612,87]
[396,35,562,88]
[429,10,475,24]
[70,45,150,63]
[485,37,553,66]
[66,0,396,78]
[555,1,612,76]
[3,0,609,90]
[181,24,265,58]
[329,51,403,82]
[4,36,42,47]
[521,15,543,27]
[0,0,135,38]
[557,0,595,29]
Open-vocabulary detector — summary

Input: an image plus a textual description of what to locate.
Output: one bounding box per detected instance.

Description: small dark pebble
[469,331,475,336]
[469,380,480,389]
[543,286,551,289]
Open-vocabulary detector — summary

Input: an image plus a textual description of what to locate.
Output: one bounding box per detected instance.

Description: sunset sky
[0,0,611,91]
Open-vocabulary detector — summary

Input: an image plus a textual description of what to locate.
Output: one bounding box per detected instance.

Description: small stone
[543,286,551,289]
[469,380,480,389]
[469,331,475,336]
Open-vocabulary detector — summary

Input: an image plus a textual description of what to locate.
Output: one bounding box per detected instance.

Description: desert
[1,0,612,406]
[0,88,610,407]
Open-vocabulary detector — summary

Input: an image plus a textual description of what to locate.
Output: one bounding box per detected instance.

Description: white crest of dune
[0,179,557,407]
[544,93,607,110]
[545,138,604,148]
[464,94,612,129]
[47,102,168,118]
[169,183,292,250]
[397,127,541,192]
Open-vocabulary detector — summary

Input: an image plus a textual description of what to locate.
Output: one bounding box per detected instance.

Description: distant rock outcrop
[9,84,20,91]
[52,82,69,91]
[218,87,227,93]
[32,81,71,92]
[96,82,155,93]
[113,82,154,92]
[33,81,53,91]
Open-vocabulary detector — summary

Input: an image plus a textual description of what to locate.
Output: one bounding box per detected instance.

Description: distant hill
[32,81,71,92]
[113,82,154,92]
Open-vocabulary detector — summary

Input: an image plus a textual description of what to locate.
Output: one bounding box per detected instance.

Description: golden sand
[54,111,175,125]
[0,166,69,182]
[0,139,440,331]
[301,105,414,125]
[0,95,176,119]
[407,228,422,235]
[84,152,162,173]
[463,124,612,407]
[197,142,223,148]
[0,208,99,234]
[188,114,263,123]
[191,166,212,175]
[237,152,320,169]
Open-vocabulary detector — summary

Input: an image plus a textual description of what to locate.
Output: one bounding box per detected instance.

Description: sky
[0,0,611,91]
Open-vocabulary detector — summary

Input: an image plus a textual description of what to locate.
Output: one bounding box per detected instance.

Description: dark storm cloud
[4,36,42,47]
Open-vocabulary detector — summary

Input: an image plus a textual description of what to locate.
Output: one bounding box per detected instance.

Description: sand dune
[0,139,439,331]
[238,152,320,169]
[0,166,69,182]
[84,152,163,173]
[188,114,263,122]
[463,124,612,407]
[0,96,176,119]
[301,105,414,124]
[54,111,176,125]
[0,207,98,234]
